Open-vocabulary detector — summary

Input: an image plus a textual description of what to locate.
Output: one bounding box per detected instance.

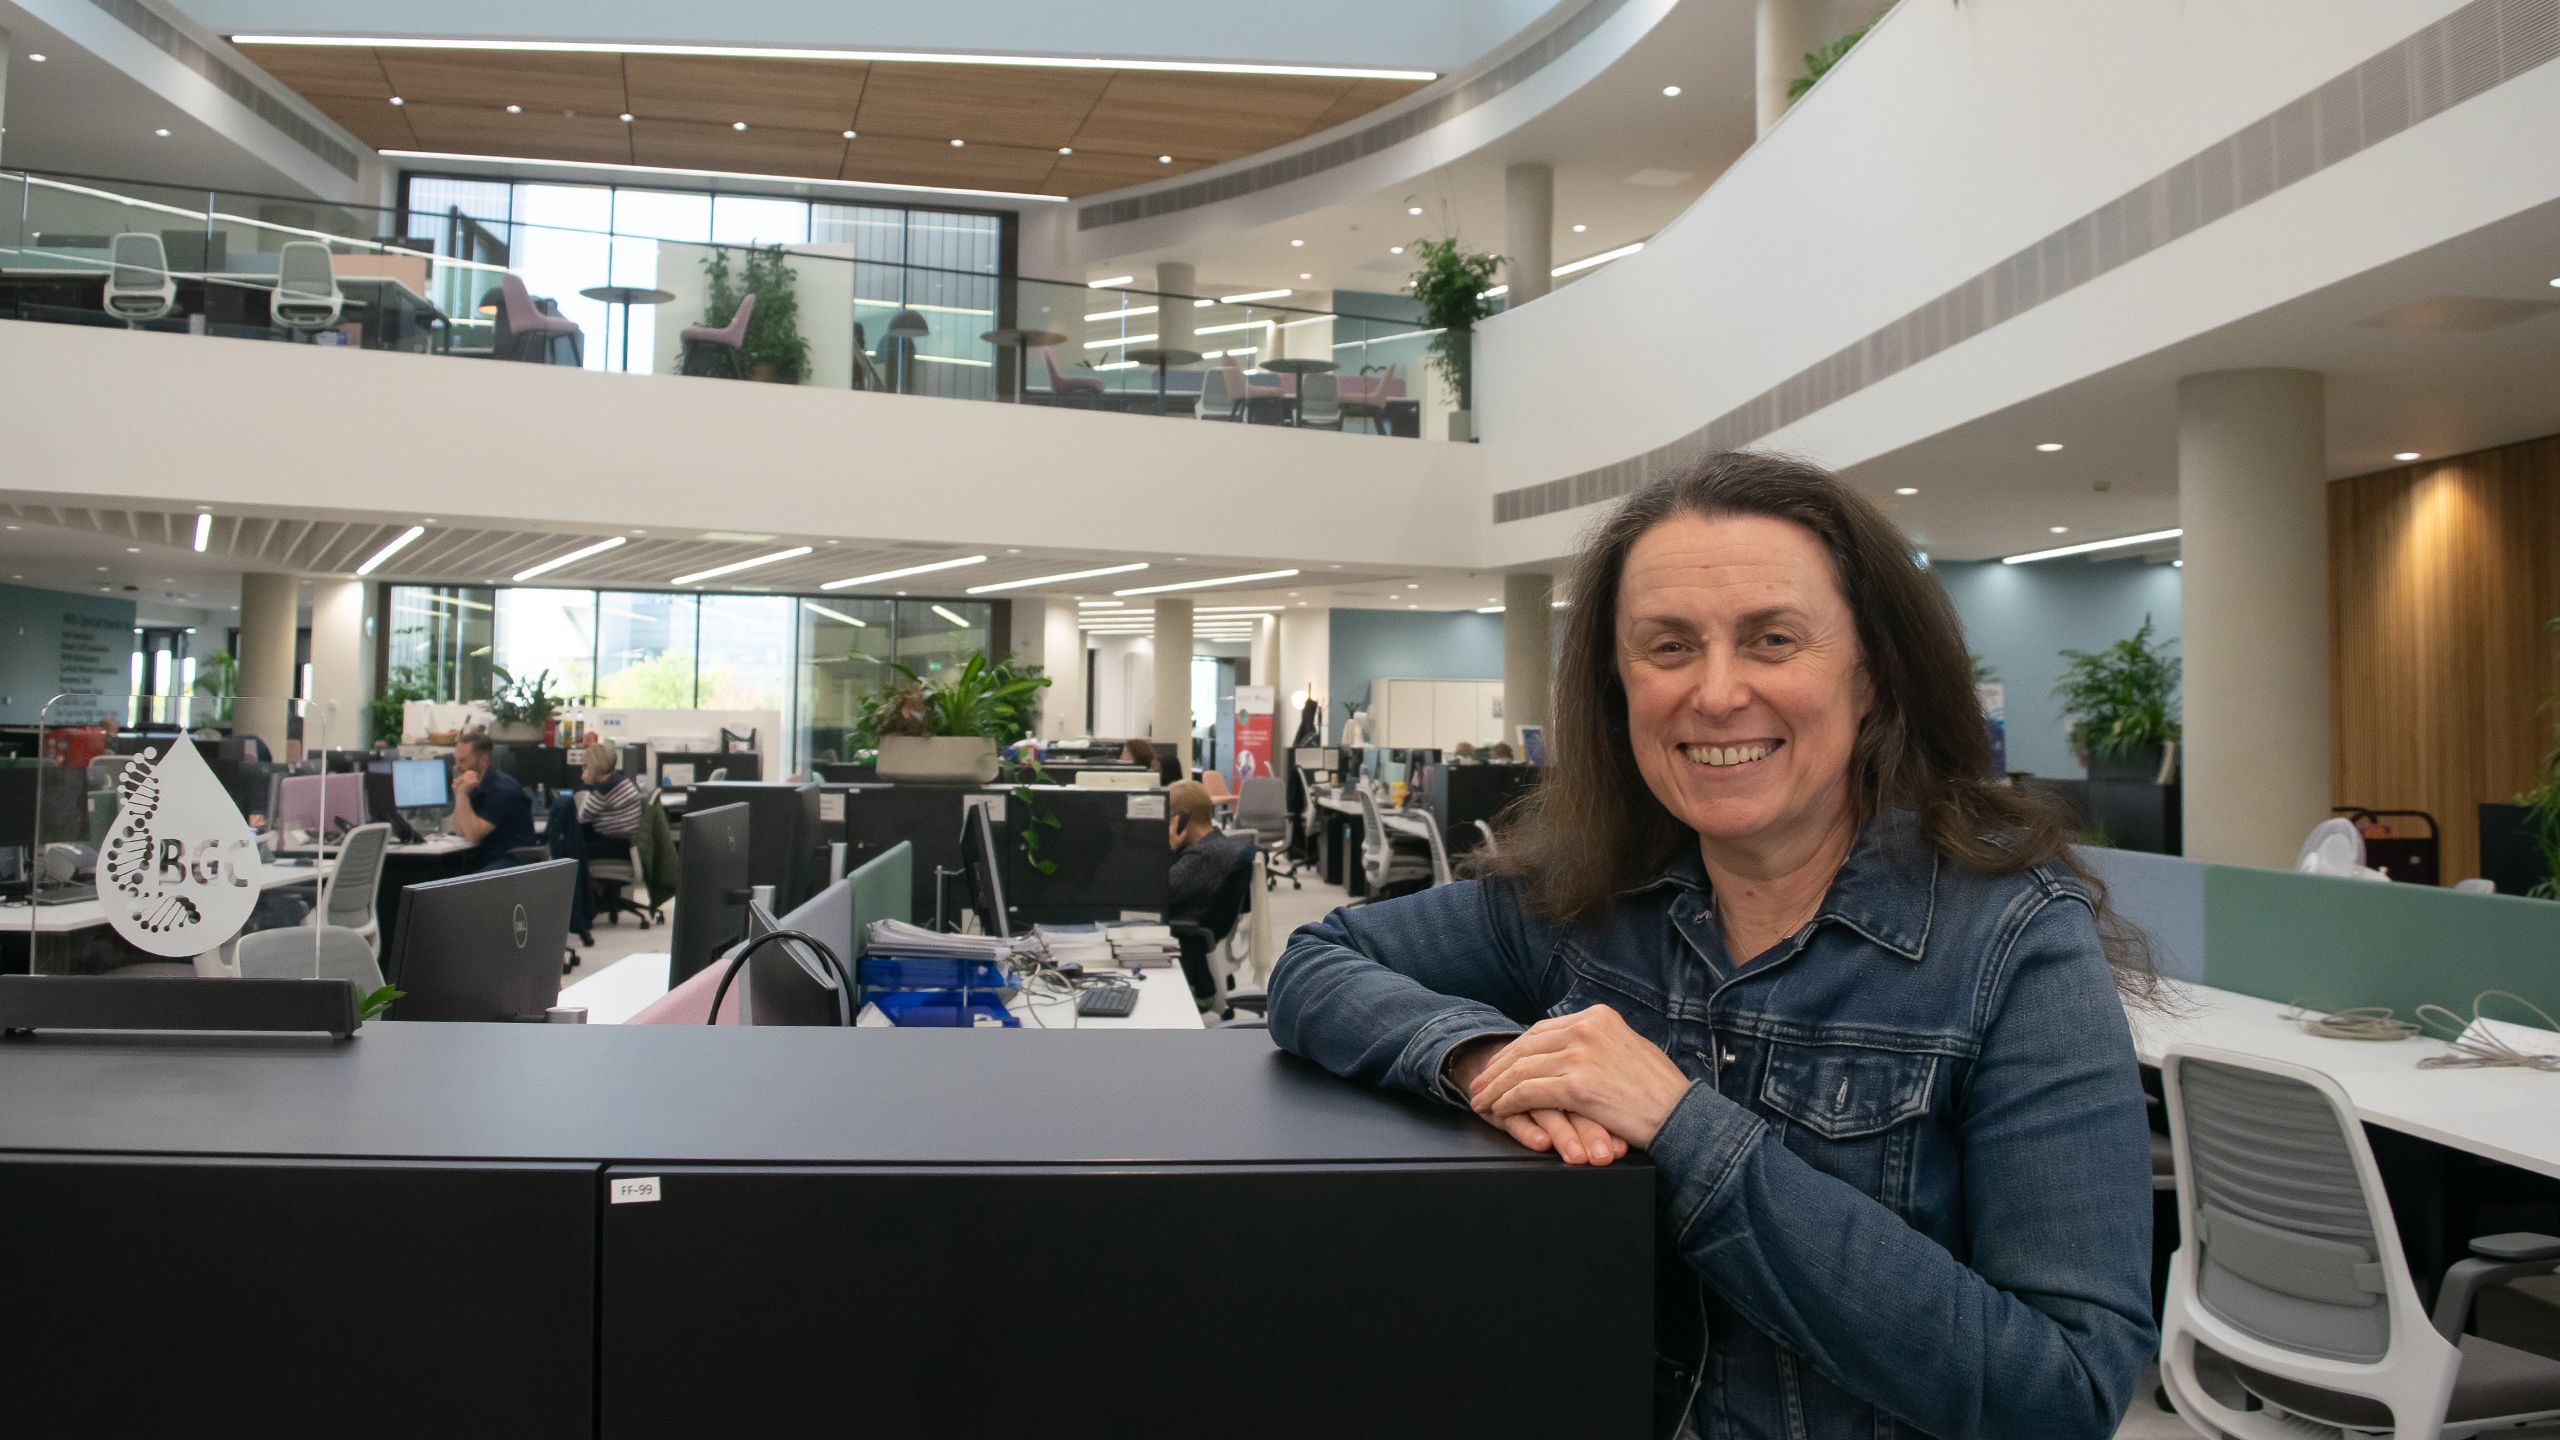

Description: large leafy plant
[194,650,239,726]
[1404,236,1504,413]
[489,666,570,728]
[2054,615,2181,762]
[862,654,1049,744]
[369,662,434,747]
[698,243,812,383]
[1789,25,1872,100]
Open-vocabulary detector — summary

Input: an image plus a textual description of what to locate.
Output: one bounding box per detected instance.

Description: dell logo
[511,903,530,949]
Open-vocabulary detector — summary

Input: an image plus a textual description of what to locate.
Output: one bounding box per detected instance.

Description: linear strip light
[376,150,1068,204]
[821,554,989,591]
[1218,288,1291,304]
[1088,276,1136,289]
[673,545,813,585]
[854,297,992,317]
[1276,315,1332,330]
[511,534,627,582]
[1115,568,1300,596]
[233,36,1437,81]
[929,604,974,627]
[1550,241,1645,278]
[1085,305,1157,322]
[804,603,869,627]
[1091,360,1142,371]
[1196,605,1281,613]
[1077,599,1124,608]
[1476,605,1505,613]
[967,562,1147,594]
[1332,326,1442,349]
[1195,318,1274,337]
[1999,528,2183,565]
[355,526,426,577]
[192,513,212,552]
[1083,332,1156,349]
[914,354,992,368]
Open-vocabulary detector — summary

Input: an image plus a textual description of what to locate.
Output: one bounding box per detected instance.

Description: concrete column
[307,578,366,750]
[2177,368,2329,869]
[1756,0,1827,135]
[1276,608,1331,743]
[1503,164,1554,304]
[1150,598,1194,777]
[1502,573,1554,746]
[1155,261,1196,353]
[1038,600,1090,740]
[1250,615,1277,693]
[235,573,299,755]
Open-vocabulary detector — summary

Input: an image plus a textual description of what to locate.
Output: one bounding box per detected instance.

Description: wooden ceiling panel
[840,136,1058,192]
[376,50,628,114]
[1042,150,1204,195]
[1308,77,1430,133]
[1070,72,1358,163]
[622,55,867,131]
[307,94,419,152]
[633,120,846,177]
[243,45,396,101]
[854,63,1113,150]
[402,104,634,165]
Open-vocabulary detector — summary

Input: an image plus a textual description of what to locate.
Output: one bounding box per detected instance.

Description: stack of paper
[1032,924,1114,969]
[864,919,1041,965]
[1102,921,1178,971]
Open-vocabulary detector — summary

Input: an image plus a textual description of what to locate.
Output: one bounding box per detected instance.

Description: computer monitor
[361,770,422,843]
[959,801,1010,939]
[669,802,752,985]
[383,859,576,1021]
[0,764,88,876]
[656,750,761,788]
[276,772,366,838]
[689,782,823,913]
[997,789,1172,925]
[1072,769,1154,791]
[388,756,450,809]
[493,742,573,793]
[735,883,854,1027]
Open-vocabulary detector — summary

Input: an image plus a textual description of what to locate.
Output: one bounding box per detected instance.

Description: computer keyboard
[32,882,98,906]
[1075,983,1138,1018]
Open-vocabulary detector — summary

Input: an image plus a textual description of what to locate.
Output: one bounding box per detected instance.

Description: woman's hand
[1469,1005,1695,1149]
[1448,1036,1626,1166]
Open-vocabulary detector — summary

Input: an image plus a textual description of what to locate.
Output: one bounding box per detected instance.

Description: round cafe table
[979,327,1068,404]
[1258,356,1338,425]
[1125,345,1204,414]
[579,285,675,374]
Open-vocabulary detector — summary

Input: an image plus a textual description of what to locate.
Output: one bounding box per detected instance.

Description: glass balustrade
[0,167,1473,439]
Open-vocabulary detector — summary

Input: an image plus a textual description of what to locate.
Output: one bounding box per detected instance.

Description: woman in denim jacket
[1270,452,2159,1439]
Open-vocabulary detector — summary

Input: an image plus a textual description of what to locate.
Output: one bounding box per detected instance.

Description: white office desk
[2129,978,2560,1181]
[1315,794,1434,839]
[389,835,474,858]
[564,952,1203,1029]
[561,951,672,1024]
[3,859,337,936]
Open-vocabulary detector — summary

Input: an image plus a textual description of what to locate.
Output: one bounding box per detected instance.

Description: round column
[1502,572,1554,748]
[1151,598,1194,777]
[2178,368,2329,868]
[306,578,367,750]
[1503,164,1554,304]
[234,573,299,757]
[1155,261,1196,353]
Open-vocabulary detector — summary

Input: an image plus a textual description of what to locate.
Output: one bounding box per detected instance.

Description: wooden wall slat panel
[2329,433,2560,885]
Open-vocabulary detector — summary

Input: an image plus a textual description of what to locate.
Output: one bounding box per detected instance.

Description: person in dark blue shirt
[450,732,538,871]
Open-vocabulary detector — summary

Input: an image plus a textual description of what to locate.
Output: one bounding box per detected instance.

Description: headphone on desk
[705,927,854,1028]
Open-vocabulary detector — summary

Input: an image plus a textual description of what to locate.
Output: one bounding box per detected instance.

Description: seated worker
[1449,741,1477,764]
[575,739,642,861]
[450,730,539,871]
[1119,736,1156,772]
[1165,779,1255,1010]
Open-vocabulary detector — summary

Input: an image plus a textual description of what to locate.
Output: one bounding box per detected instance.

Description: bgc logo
[103,740,265,957]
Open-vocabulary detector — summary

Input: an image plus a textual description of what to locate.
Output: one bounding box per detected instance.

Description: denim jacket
[1268,809,2156,1440]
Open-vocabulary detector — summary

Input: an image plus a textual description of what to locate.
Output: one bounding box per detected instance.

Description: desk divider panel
[2200,865,2560,1025]
[2076,847,2207,984]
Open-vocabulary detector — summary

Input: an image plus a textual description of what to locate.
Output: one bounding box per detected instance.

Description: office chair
[103,233,177,325]
[312,821,390,955]
[1231,776,1300,890]
[1340,362,1401,435]
[1357,786,1434,900]
[1169,834,1258,1017]
[589,792,661,929]
[270,241,344,337]
[498,274,582,364]
[235,924,386,995]
[2159,1046,2560,1438]
[680,291,755,378]
[1195,364,1244,422]
[1297,370,1345,430]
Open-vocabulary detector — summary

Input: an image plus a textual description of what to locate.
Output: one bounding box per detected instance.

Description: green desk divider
[2203,865,2560,1029]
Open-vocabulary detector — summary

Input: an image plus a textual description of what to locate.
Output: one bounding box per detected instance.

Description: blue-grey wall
[1934,558,2181,779]
[0,584,139,724]
[1329,608,1505,729]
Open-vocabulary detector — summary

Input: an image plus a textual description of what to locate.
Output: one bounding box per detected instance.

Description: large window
[595,592,697,707]
[492,589,597,700]
[698,596,795,714]
[893,599,991,678]
[386,585,495,702]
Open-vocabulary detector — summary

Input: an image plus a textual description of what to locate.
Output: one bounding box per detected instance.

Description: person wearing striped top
[576,740,643,858]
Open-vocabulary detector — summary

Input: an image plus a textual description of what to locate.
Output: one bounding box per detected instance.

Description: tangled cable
[2280,1002,2421,1042]
[2414,991,2560,1072]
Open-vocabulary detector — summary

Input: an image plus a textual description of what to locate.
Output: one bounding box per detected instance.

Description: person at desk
[1267,454,2158,1440]
[1165,779,1254,1009]
[450,731,538,872]
[1118,737,1156,772]
[574,740,641,861]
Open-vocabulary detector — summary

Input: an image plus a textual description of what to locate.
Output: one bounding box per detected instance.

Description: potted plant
[1405,236,1503,441]
[488,666,568,743]
[369,661,433,749]
[2055,616,2181,783]
[867,655,1049,783]
[697,242,811,384]
[194,651,239,726]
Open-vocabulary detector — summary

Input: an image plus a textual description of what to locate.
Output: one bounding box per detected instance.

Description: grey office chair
[1357,785,1433,899]
[103,233,177,324]
[1195,365,1244,422]
[589,793,660,928]
[2159,1046,2560,1438]
[236,924,386,994]
[1297,370,1344,430]
[1230,776,1300,890]
[270,241,343,335]
[315,821,390,954]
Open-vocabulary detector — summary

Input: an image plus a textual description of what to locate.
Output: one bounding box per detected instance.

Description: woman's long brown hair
[1492,450,2155,993]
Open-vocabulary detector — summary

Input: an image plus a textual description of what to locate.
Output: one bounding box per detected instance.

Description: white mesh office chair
[1195,365,1244,421]
[103,233,176,324]
[235,924,386,995]
[589,792,661,927]
[271,241,343,335]
[1357,785,1433,899]
[1297,371,1344,429]
[2159,1046,2560,1438]
[312,821,390,955]
[1230,776,1299,890]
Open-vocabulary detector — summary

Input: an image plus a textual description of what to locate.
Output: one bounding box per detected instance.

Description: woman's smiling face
[1615,511,1870,864]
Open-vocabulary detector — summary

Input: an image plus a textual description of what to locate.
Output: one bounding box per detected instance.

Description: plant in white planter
[488,666,570,742]
[864,655,1048,783]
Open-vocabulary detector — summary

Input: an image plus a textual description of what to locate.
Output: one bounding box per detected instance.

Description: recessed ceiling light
[1054,145,1071,154]
[27,53,45,62]
[733,121,748,131]
[1662,85,1682,96]
[1407,205,1423,216]
[388,96,405,106]
[124,546,140,553]
[505,104,522,114]
[95,566,108,572]
[2548,277,2560,288]
[2035,442,2064,452]
[153,127,171,137]
[845,130,859,139]
[1158,155,1173,164]
[2049,526,2070,534]
[2394,451,2421,462]
[1894,487,1919,496]
[1299,273,1311,280]
[622,113,636,122]
[1389,245,1403,255]
[1571,223,1587,233]
[1405,582,1419,589]
[1408,604,1419,610]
